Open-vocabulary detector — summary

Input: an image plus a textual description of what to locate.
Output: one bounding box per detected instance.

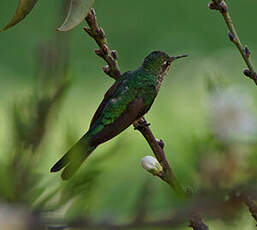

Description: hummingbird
[51,51,187,180]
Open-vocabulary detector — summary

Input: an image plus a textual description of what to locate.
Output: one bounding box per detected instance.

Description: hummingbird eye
[162,61,170,69]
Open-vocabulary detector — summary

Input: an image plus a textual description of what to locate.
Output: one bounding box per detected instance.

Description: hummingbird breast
[155,64,170,92]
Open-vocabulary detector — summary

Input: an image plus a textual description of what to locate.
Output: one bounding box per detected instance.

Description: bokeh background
[0,0,256,229]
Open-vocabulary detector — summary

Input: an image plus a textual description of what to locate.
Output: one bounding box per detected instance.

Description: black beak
[169,54,188,61]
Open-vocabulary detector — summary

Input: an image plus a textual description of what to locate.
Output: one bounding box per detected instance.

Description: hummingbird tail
[50,135,96,180]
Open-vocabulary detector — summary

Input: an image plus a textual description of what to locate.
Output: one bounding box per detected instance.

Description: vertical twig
[208,1,257,223]
[208,0,257,84]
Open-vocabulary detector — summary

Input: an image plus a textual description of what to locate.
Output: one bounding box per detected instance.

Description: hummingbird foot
[156,139,165,149]
[134,119,151,130]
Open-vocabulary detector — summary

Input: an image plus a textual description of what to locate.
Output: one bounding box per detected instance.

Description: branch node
[95,49,104,58]
[102,65,110,75]
[83,27,93,37]
[98,27,105,39]
[243,69,251,77]
[111,50,118,60]
[156,139,165,149]
[244,46,251,58]
[208,2,218,10]
[219,1,228,13]
[90,8,96,17]
[228,31,235,42]
[102,44,109,56]
[134,119,151,131]
[189,214,209,230]
[243,70,257,86]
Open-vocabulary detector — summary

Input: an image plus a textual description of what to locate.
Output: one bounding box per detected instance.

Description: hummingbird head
[142,51,187,76]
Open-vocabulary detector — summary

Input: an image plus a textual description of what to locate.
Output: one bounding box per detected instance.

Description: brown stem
[189,215,209,230]
[133,118,185,195]
[85,9,121,80]
[209,1,257,223]
[209,0,257,84]
[242,194,257,224]
[84,8,184,195]
[83,8,207,229]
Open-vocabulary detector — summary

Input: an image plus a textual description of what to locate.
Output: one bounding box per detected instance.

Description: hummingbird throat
[155,64,171,92]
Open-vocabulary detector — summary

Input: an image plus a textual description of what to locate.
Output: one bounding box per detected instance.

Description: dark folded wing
[89,97,146,146]
[89,72,131,128]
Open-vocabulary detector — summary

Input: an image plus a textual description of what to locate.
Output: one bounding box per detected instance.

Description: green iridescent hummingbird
[51,51,187,180]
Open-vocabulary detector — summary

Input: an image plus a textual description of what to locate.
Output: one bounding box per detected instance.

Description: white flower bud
[141,156,163,176]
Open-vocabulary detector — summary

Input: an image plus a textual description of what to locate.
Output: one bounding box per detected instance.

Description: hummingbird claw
[156,139,165,149]
[134,119,151,130]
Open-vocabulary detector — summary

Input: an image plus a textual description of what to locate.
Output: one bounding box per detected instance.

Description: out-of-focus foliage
[0,1,256,230]
[1,0,95,32]
[0,34,70,205]
[57,0,95,32]
[1,0,39,31]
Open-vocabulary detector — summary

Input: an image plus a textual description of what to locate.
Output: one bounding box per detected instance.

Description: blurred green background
[0,0,257,229]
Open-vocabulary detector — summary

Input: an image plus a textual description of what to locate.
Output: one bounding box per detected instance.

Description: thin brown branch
[83,8,207,229]
[84,8,185,195]
[189,215,209,230]
[64,186,257,230]
[208,1,257,223]
[209,0,257,84]
[84,9,121,80]
[241,194,257,224]
[68,219,185,230]
[133,118,185,195]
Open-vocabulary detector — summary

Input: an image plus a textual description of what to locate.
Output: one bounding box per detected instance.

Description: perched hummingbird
[51,51,187,180]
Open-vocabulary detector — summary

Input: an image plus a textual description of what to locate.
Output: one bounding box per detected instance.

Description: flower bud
[243,69,251,77]
[141,156,163,176]
[208,2,218,10]
[228,31,235,42]
[244,46,250,58]
[111,50,118,60]
[156,138,165,149]
[98,27,105,39]
[219,1,228,13]
[102,44,109,55]
[102,65,110,74]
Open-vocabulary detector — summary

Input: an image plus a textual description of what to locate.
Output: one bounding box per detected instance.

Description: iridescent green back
[88,68,157,136]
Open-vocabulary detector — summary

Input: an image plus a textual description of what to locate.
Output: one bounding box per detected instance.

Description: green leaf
[2,0,39,31]
[57,0,95,32]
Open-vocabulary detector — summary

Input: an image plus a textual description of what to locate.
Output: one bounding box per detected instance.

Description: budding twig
[84,8,185,195]
[209,0,257,84]
[208,1,257,224]
[83,8,209,229]
[84,9,121,79]
[134,118,185,195]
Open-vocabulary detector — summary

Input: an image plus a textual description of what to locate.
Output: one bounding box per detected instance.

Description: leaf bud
[141,156,163,176]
